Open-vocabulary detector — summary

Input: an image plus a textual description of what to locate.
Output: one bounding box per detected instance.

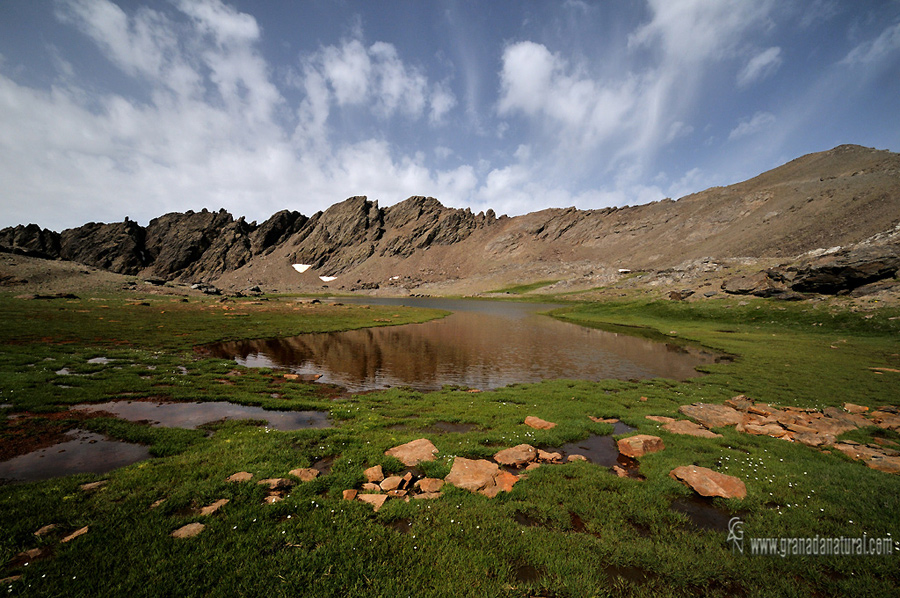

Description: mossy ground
[1,291,898,597]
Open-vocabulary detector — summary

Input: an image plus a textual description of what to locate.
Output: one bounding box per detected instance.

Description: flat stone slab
[415,477,445,493]
[662,420,722,438]
[61,526,88,543]
[289,468,320,482]
[524,416,556,430]
[646,415,678,424]
[199,499,229,516]
[358,494,388,512]
[385,438,438,466]
[679,403,742,428]
[226,471,253,483]
[171,523,205,538]
[616,435,665,458]
[670,465,746,499]
[364,465,384,483]
[494,444,537,467]
[445,457,499,493]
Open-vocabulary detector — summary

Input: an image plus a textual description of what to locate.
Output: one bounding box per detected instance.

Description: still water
[208,298,720,392]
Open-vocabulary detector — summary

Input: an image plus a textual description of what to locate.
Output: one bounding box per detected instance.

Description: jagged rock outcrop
[249,210,307,255]
[59,220,147,275]
[0,224,61,259]
[141,209,236,280]
[787,243,900,293]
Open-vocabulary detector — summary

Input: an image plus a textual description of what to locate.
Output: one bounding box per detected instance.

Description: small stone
[257,478,294,490]
[283,373,299,380]
[79,480,107,492]
[264,494,283,504]
[413,492,442,500]
[150,499,166,509]
[611,466,629,478]
[199,499,228,516]
[342,489,358,501]
[385,438,439,466]
[226,471,253,483]
[724,395,753,411]
[617,435,665,458]
[34,524,57,537]
[171,523,205,538]
[843,403,869,414]
[646,415,678,424]
[387,489,407,498]
[537,449,562,463]
[639,396,648,402]
[61,526,88,543]
[358,494,388,512]
[670,465,746,499]
[662,420,722,438]
[588,416,619,424]
[525,463,541,471]
[494,444,537,467]
[415,478,445,493]
[567,454,588,462]
[524,416,556,430]
[380,476,403,492]
[362,483,381,491]
[289,468,320,482]
[364,465,384,483]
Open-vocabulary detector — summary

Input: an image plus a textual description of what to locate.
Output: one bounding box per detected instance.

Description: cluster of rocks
[646,396,900,474]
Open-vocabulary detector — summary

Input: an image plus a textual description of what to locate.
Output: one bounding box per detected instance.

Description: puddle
[71,401,331,431]
[206,297,722,392]
[547,434,644,478]
[0,430,150,484]
[612,421,636,435]
[670,495,746,533]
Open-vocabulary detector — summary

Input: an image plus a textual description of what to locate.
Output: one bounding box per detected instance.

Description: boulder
[524,416,556,430]
[670,466,746,499]
[494,444,537,467]
[444,458,500,493]
[787,244,900,294]
[616,435,665,458]
[679,403,742,428]
[662,420,722,438]
[385,438,438,466]
[721,271,788,297]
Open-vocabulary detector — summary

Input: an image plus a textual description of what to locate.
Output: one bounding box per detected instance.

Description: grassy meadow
[1,290,899,597]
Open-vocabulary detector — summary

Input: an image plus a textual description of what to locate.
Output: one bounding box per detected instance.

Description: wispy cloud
[728,111,776,140]
[737,47,783,87]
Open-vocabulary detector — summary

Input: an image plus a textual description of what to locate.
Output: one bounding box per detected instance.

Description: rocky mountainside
[2,144,899,297]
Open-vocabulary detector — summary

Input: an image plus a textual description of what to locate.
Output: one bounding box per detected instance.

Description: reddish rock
[616,435,665,458]
[482,471,519,498]
[743,423,787,437]
[866,456,900,474]
[444,457,499,492]
[494,444,537,467]
[869,411,900,430]
[380,476,403,492]
[537,449,562,463]
[611,466,629,478]
[843,403,869,414]
[226,471,253,483]
[794,432,835,447]
[363,465,384,483]
[413,492,442,500]
[342,489,358,501]
[567,454,588,462]
[646,415,678,424]
[358,494,388,512]
[525,463,541,471]
[747,404,777,416]
[662,420,722,438]
[362,483,381,491]
[257,478,294,490]
[589,416,619,424]
[264,494,283,504]
[387,489,407,498]
[171,523,205,539]
[385,438,438,466]
[806,417,858,436]
[524,416,556,430]
[670,465,747,499]
[34,524,57,537]
[79,481,107,492]
[289,468,320,482]
[199,499,228,516]
[61,526,89,543]
[679,403,742,428]
[724,395,753,411]
[415,478,445,493]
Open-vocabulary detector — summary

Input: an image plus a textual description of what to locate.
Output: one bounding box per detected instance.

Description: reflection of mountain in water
[208,302,719,392]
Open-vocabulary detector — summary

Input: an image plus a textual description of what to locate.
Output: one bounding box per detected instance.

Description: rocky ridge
[2,144,899,297]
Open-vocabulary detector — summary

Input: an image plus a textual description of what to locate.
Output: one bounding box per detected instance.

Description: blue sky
[1,0,898,231]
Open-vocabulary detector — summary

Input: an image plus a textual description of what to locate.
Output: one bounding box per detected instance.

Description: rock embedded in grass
[226,471,253,483]
[524,416,556,430]
[358,494,388,512]
[384,438,438,466]
[363,465,384,483]
[494,444,537,467]
[199,499,228,516]
[289,467,319,482]
[444,457,499,493]
[669,465,746,499]
[679,403,742,428]
[661,420,722,438]
[171,523,205,538]
[616,435,665,458]
[61,526,89,543]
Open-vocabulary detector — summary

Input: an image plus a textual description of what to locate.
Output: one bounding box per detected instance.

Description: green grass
[1,292,899,597]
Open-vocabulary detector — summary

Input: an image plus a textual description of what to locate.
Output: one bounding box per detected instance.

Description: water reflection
[0,430,150,484]
[207,298,720,392]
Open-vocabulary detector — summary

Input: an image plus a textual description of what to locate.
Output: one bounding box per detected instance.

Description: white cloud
[728,111,776,140]
[737,47,782,87]
[841,20,900,65]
